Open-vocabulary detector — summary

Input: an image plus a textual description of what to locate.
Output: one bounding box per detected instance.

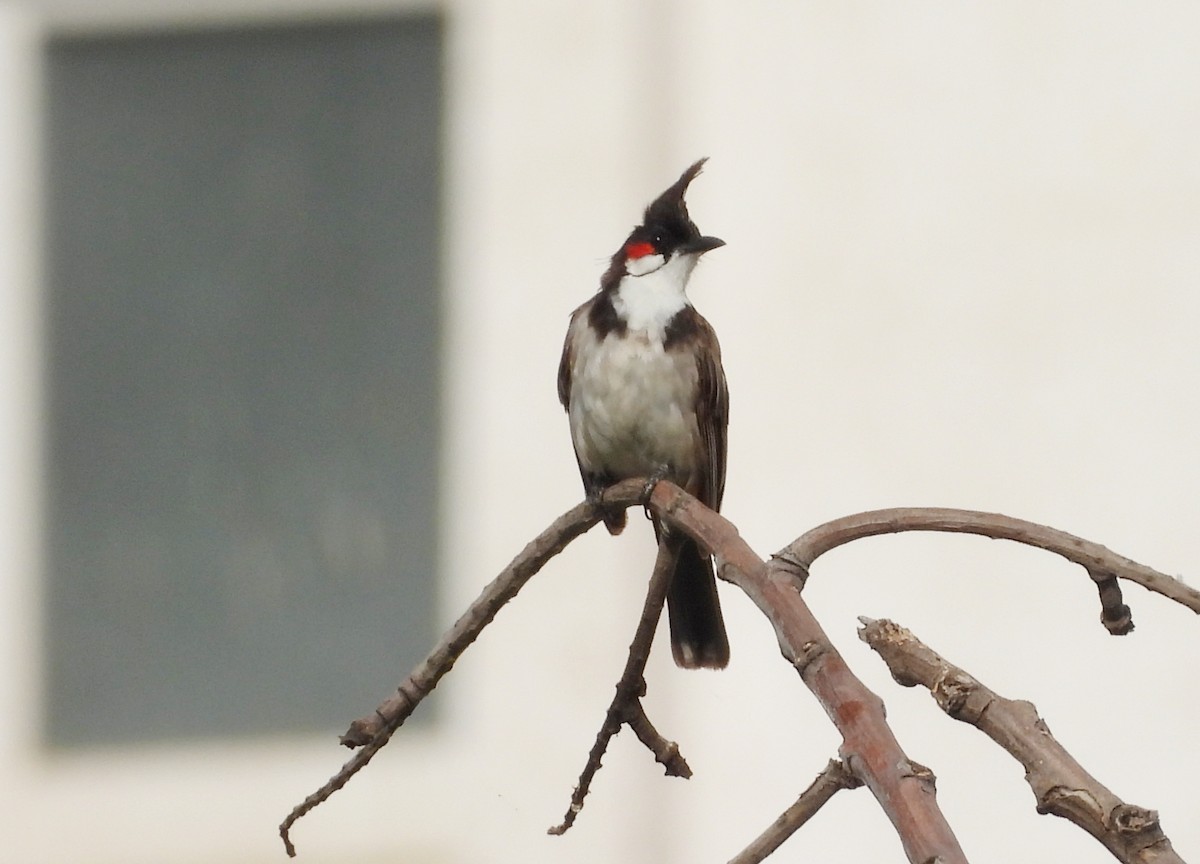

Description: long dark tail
[665,536,730,669]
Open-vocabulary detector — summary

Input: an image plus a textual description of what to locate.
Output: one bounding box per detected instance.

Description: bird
[557,158,730,669]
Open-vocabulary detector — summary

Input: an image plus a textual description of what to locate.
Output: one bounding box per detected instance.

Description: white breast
[566,306,700,484]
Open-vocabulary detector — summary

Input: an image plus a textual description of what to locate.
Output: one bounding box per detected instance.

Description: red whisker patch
[625,241,656,260]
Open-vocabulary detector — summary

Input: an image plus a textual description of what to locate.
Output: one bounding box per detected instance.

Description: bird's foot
[642,464,671,520]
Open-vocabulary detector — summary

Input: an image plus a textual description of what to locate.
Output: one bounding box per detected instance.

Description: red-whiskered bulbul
[557,159,730,669]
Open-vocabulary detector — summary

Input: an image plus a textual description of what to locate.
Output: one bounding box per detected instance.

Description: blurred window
[41,16,443,746]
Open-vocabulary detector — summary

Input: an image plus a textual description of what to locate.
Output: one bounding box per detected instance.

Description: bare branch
[859,617,1186,864]
[729,759,862,864]
[339,499,606,749]
[548,540,688,835]
[282,484,1193,861]
[646,481,970,864]
[282,482,678,855]
[282,497,608,855]
[624,698,692,779]
[776,508,1199,632]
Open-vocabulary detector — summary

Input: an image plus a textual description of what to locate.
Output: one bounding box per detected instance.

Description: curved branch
[776,508,1199,632]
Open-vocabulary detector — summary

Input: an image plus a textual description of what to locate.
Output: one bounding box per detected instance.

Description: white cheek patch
[625,252,666,277]
[612,251,698,337]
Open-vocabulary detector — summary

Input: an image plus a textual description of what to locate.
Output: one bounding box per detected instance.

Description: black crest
[642,157,707,234]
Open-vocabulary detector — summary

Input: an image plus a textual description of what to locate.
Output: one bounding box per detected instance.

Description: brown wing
[557,300,589,410]
[693,315,729,512]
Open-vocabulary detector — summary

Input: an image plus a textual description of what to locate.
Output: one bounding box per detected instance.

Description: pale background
[2,1,1198,862]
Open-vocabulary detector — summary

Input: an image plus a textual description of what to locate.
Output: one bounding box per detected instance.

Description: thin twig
[548,539,687,834]
[728,759,862,864]
[625,699,692,779]
[859,617,1186,864]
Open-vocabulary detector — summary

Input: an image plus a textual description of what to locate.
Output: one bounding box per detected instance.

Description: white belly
[568,328,699,483]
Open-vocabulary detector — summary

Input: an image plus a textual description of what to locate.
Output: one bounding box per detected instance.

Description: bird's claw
[641,465,672,519]
[642,465,672,501]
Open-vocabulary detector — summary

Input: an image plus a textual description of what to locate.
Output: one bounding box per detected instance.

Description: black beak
[681,235,726,255]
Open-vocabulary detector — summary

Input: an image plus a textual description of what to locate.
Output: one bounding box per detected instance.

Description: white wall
[0,0,43,778]
[664,4,1200,861]
[2,1,1197,862]
[455,2,1200,861]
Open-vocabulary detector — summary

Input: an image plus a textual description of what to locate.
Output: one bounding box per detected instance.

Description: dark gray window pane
[42,17,442,747]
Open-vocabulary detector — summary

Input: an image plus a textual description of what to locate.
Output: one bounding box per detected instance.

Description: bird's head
[603,158,725,285]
